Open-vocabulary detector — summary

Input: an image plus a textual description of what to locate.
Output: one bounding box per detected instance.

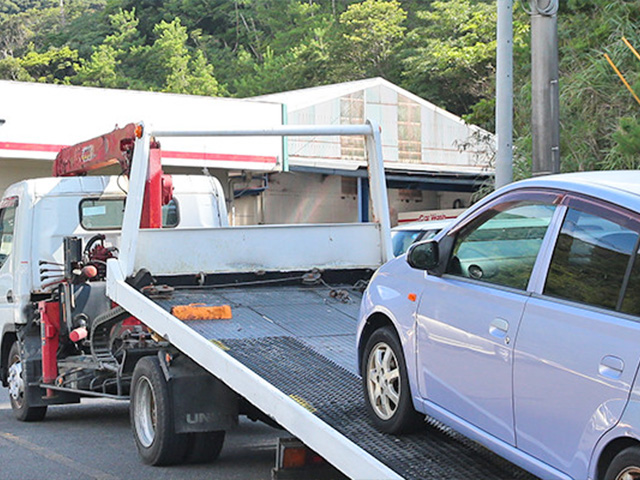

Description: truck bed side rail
[118,122,392,278]
[134,223,384,275]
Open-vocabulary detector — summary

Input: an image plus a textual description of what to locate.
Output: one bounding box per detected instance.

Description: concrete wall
[231,172,460,226]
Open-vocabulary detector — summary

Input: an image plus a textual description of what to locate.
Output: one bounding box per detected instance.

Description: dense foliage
[1,0,640,174]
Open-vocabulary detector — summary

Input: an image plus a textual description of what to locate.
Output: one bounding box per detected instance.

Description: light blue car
[357,171,640,480]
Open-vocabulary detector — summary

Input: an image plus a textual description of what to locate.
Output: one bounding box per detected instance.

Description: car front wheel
[604,446,640,480]
[362,326,423,434]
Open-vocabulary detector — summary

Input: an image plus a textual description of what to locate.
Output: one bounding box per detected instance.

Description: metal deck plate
[221,336,538,480]
[160,286,363,369]
[301,334,358,373]
[156,286,539,479]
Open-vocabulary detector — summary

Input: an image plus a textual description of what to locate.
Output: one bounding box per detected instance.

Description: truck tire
[130,356,188,465]
[362,327,423,434]
[604,446,640,480]
[7,341,47,422]
[184,431,225,464]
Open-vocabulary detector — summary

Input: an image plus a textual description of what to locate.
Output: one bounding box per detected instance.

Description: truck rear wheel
[8,341,47,422]
[130,356,188,465]
[184,431,225,464]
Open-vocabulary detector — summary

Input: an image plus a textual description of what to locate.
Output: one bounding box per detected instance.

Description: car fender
[587,383,640,480]
[357,257,425,407]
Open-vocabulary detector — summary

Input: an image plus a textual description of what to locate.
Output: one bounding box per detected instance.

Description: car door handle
[5,289,13,303]
[599,355,624,379]
[489,318,509,339]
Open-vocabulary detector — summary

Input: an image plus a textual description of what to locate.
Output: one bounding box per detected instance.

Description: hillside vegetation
[1,0,639,176]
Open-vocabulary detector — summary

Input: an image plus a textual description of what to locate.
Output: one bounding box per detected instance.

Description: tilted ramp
[107,270,538,480]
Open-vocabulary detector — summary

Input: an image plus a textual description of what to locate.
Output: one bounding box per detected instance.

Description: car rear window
[545,206,639,312]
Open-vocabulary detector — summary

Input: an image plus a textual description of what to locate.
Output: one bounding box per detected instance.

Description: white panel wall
[0,80,283,170]
[286,83,493,174]
[134,223,385,275]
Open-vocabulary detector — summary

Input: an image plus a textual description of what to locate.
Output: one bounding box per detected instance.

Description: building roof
[252,77,480,133]
[254,77,494,182]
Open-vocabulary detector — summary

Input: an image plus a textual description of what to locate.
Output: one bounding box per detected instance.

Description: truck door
[0,197,19,330]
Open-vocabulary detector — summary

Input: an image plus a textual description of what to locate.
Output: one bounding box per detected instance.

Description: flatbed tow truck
[1,121,537,479]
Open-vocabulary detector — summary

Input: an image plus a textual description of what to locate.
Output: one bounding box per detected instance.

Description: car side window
[0,201,18,270]
[544,205,640,312]
[446,201,556,290]
[620,250,640,316]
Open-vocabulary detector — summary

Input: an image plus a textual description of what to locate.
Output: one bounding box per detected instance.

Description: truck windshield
[0,200,17,269]
[80,198,179,230]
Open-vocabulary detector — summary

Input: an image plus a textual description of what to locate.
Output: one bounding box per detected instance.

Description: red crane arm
[52,123,173,229]
[53,123,139,177]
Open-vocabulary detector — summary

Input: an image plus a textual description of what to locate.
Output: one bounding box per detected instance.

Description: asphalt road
[0,387,281,480]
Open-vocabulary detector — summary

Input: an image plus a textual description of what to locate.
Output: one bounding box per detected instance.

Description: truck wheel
[604,446,640,480]
[130,356,188,465]
[362,327,423,434]
[7,341,47,422]
[184,431,225,464]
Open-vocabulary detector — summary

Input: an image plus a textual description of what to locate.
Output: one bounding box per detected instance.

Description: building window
[341,177,358,197]
[398,94,422,164]
[340,92,365,161]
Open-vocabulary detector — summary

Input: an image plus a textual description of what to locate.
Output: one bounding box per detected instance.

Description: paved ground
[0,387,281,480]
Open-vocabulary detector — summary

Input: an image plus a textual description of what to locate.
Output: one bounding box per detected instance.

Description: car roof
[513,170,640,196]
[498,170,640,212]
[392,219,453,232]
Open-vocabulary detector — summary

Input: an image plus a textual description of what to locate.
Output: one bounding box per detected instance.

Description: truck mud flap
[159,352,239,434]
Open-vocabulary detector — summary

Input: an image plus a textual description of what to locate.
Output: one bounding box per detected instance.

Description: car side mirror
[406,240,440,272]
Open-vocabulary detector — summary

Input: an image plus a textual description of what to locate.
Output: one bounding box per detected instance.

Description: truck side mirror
[406,240,440,272]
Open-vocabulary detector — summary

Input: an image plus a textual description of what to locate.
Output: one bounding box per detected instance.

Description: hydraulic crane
[52,123,173,229]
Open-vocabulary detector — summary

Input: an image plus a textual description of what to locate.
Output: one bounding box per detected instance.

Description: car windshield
[392,228,441,256]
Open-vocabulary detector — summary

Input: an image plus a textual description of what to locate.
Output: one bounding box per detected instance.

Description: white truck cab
[0,174,227,385]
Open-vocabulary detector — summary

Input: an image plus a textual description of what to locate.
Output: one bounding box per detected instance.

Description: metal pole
[530,0,560,176]
[365,120,393,263]
[495,0,514,189]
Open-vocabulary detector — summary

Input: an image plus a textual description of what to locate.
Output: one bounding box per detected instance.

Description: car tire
[130,356,188,465]
[362,326,424,434]
[604,446,640,480]
[8,341,47,422]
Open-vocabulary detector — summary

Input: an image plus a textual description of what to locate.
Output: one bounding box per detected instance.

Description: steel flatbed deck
[103,123,539,479]
[140,282,538,480]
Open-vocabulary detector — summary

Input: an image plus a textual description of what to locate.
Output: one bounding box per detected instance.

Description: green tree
[73,8,140,87]
[336,0,406,79]
[402,0,528,117]
[132,17,223,95]
[0,55,31,79]
[19,45,78,82]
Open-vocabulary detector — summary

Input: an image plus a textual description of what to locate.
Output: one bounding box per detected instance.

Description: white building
[0,80,283,201]
[0,79,493,226]
[243,77,493,225]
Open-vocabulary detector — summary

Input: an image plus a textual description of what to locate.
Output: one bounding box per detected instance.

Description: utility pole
[495,0,514,189]
[530,0,560,176]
